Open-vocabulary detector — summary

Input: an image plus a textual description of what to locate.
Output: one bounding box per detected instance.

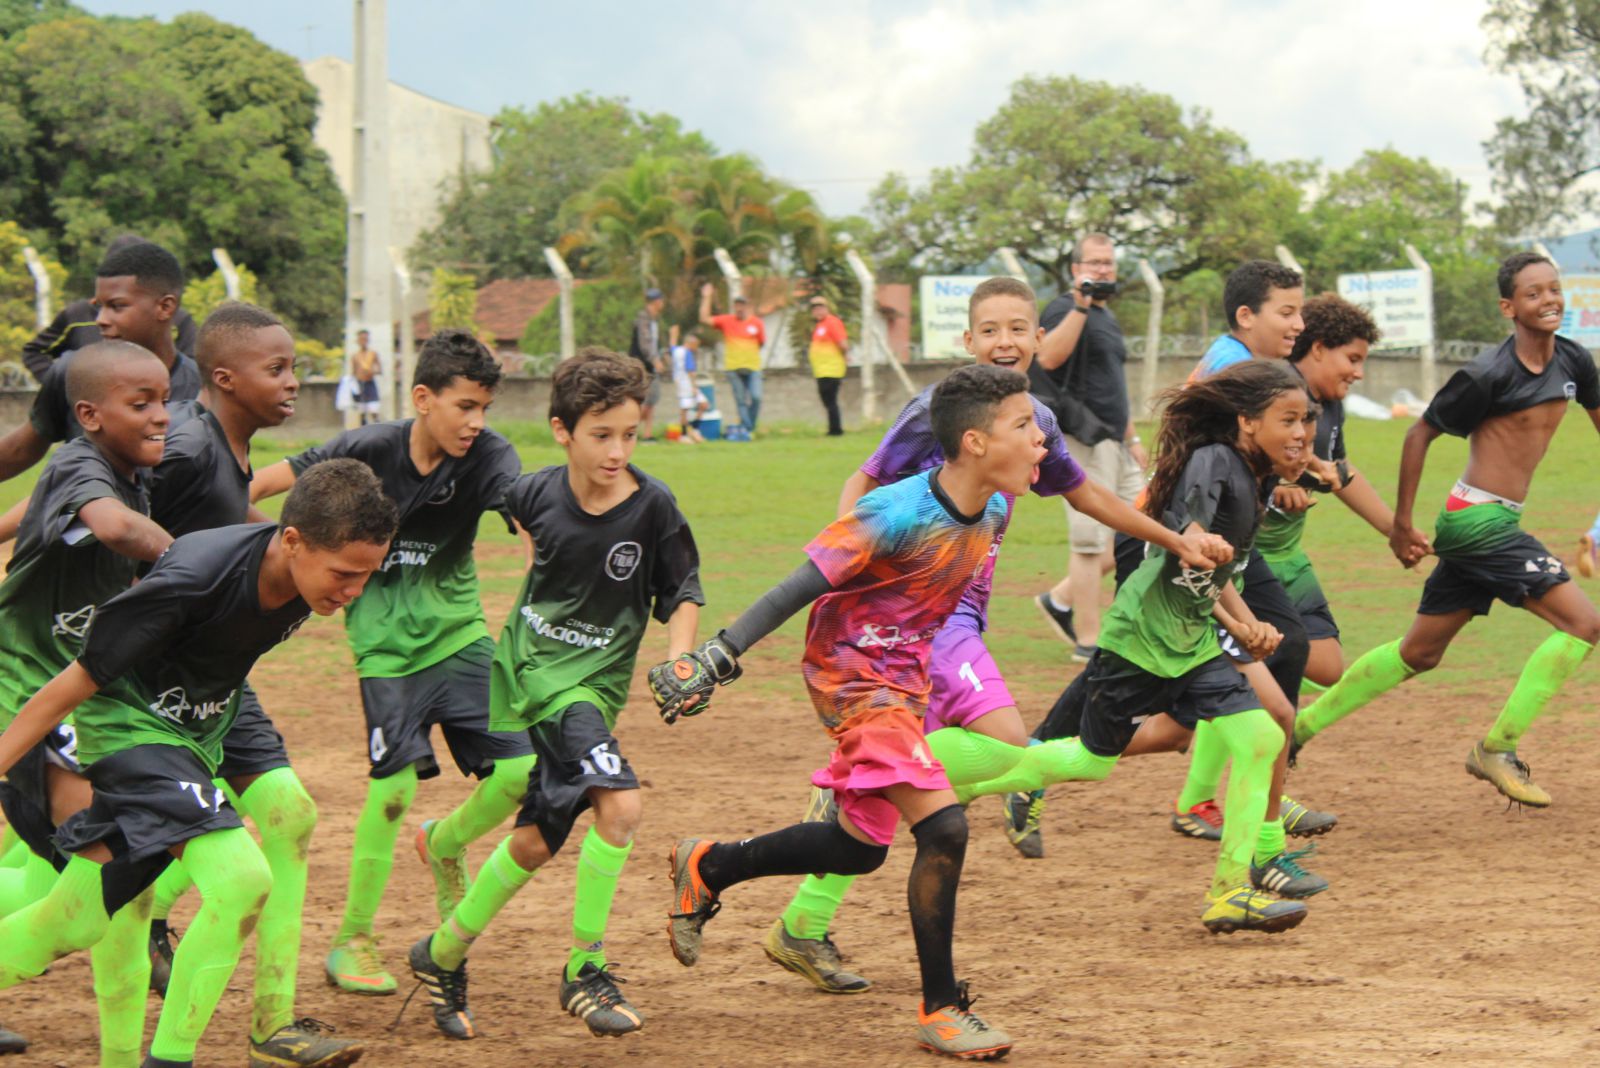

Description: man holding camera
[1028,233,1147,662]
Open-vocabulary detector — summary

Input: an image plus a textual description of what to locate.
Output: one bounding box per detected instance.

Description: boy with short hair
[250,330,535,995]
[406,347,702,1042]
[0,458,396,1068]
[649,363,1057,1060]
[1293,252,1600,805]
[0,240,202,482]
[0,340,173,1066]
[138,302,364,1065]
[670,330,708,442]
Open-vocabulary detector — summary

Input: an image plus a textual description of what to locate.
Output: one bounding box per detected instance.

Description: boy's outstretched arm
[648,560,832,723]
[1063,478,1232,570]
[249,459,297,503]
[0,662,99,777]
[0,423,48,484]
[1390,419,1440,567]
[78,497,173,563]
[0,495,27,544]
[665,600,699,660]
[1214,583,1282,661]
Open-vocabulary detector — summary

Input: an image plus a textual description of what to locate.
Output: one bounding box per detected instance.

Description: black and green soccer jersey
[74,523,309,773]
[287,421,519,677]
[1424,334,1600,438]
[30,349,202,444]
[489,464,703,732]
[1255,389,1345,562]
[0,438,146,724]
[149,409,250,537]
[1098,443,1263,678]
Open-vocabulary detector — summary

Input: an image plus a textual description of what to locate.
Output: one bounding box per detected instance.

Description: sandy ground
[6,582,1600,1067]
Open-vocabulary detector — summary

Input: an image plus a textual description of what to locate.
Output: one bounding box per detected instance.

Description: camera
[1077,278,1119,300]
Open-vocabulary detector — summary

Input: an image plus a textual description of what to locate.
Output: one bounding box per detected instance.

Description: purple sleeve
[859,389,940,484]
[1030,397,1087,497]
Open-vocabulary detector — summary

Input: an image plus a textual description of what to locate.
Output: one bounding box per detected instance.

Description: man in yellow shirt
[700,283,767,437]
[807,296,848,436]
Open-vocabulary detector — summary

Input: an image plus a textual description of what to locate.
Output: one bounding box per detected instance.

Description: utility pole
[21,246,50,330]
[1274,245,1303,276]
[391,248,415,393]
[212,248,241,300]
[1402,243,1437,397]
[542,247,575,360]
[1137,258,1164,409]
[347,0,395,419]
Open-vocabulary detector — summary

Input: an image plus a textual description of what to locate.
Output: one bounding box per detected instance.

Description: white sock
[1048,593,1072,614]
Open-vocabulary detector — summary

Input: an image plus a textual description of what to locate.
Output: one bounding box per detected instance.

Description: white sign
[919,276,986,360]
[1560,274,1600,346]
[1336,269,1434,350]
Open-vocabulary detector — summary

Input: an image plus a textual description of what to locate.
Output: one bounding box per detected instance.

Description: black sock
[1033,671,1088,742]
[698,820,888,894]
[908,804,967,1011]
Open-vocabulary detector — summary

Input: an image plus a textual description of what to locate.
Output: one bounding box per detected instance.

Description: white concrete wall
[302,55,492,258]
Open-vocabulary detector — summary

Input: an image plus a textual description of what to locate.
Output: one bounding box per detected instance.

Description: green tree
[414,94,714,279]
[429,268,481,335]
[185,262,260,325]
[864,76,1304,290]
[519,280,636,363]
[1482,0,1600,231]
[0,12,345,339]
[0,0,80,39]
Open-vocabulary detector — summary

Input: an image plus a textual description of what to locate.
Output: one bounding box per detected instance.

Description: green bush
[519,280,637,361]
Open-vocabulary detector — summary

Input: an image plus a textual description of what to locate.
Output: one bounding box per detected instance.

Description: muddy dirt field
[7,580,1600,1067]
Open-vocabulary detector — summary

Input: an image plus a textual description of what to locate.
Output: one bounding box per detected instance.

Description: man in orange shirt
[699,283,767,438]
[807,296,848,436]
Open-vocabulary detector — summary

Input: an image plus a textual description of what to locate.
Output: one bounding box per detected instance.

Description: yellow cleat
[1466,743,1551,807]
[1201,885,1307,934]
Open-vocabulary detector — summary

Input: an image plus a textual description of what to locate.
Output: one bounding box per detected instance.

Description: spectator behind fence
[350,329,382,425]
[668,326,708,443]
[629,287,666,442]
[807,295,848,436]
[700,282,766,439]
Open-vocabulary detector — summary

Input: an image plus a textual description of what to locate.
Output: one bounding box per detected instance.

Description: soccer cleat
[1072,642,1097,664]
[248,1017,365,1066]
[1034,592,1077,645]
[1170,799,1223,841]
[1280,795,1338,838]
[1001,790,1046,859]
[916,982,1013,1061]
[762,918,871,994]
[1201,885,1308,934]
[325,932,398,996]
[1250,845,1329,899]
[1580,533,1597,578]
[149,918,179,998]
[667,839,721,967]
[416,819,470,922]
[407,936,475,1040]
[1466,743,1552,807]
[558,961,645,1036]
[0,1024,26,1055]
[801,785,839,824]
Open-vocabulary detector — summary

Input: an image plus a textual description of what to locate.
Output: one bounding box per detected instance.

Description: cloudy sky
[82,0,1524,217]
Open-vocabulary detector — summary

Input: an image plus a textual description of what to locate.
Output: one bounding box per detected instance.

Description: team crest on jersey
[1170,564,1225,603]
[1564,381,1578,399]
[52,604,96,640]
[604,541,642,581]
[426,480,457,506]
[150,686,234,723]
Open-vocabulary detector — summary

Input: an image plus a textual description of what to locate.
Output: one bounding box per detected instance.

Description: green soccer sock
[567,826,633,980]
[0,849,57,918]
[92,887,153,1068]
[1294,639,1415,745]
[1253,818,1287,866]
[149,858,193,922]
[429,753,536,859]
[1176,721,1228,811]
[430,836,535,971]
[149,827,272,1063]
[1208,710,1281,898]
[925,728,1027,785]
[336,765,417,942]
[782,873,854,940]
[1485,632,1595,752]
[0,853,110,987]
[237,768,317,1043]
[957,737,1119,801]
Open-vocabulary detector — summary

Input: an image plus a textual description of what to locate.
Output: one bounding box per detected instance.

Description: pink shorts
[924,620,1016,732]
[810,706,951,846]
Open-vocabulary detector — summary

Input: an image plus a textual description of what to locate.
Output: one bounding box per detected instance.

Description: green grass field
[5,407,1596,716]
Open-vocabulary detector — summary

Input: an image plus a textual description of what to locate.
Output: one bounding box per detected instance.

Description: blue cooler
[699,410,722,440]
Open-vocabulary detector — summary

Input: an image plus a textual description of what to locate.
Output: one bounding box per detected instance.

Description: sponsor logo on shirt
[382,539,439,572]
[426,480,457,506]
[52,604,96,640]
[604,541,642,581]
[855,623,937,650]
[520,606,616,649]
[150,686,236,724]
[1170,564,1226,603]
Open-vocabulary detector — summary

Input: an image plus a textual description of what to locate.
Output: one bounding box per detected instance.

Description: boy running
[0,341,173,1066]
[650,363,1059,1060]
[0,241,202,483]
[960,361,1315,934]
[0,459,396,1068]
[405,349,702,1041]
[1292,252,1600,805]
[249,330,536,994]
[763,277,1229,995]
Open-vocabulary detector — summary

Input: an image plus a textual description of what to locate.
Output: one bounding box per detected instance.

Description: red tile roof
[412,277,586,344]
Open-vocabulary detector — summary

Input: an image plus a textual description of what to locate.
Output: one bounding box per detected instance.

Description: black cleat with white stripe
[559,962,644,1037]
[1249,845,1329,899]
[407,937,476,1040]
